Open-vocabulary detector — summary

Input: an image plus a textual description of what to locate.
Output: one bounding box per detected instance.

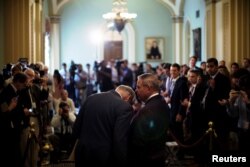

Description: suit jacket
[121,67,133,87]
[98,67,113,92]
[73,90,133,167]
[0,84,21,132]
[204,72,231,138]
[0,84,22,167]
[18,84,43,128]
[188,83,207,137]
[170,76,189,122]
[128,95,170,167]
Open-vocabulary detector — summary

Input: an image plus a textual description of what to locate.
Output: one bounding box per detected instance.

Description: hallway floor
[41,158,202,167]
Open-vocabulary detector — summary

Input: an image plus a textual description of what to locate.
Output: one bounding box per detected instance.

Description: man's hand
[176,113,183,122]
[8,96,18,111]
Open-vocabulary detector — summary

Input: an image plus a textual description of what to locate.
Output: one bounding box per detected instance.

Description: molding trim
[50,15,61,24]
[172,16,184,23]
[205,0,221,6]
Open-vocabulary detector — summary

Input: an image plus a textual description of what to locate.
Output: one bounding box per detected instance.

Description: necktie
[189,86,195,99]
[201,86,210,110]
[169,80,175,97]
[201,77,214,110]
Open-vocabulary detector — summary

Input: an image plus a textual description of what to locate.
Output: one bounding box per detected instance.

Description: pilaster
[172,16,184,64]
[205,0,217,58]
[50,15,61,72]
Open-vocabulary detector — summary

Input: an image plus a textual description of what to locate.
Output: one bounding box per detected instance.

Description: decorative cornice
[205,0,221,6]
[172,16,184,23]
[50,15,61,24]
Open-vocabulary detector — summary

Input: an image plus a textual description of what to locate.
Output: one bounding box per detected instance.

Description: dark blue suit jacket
[170,76,189,123]
[204,72,231,139]
[73,90,133,167]
[128,94,170,166]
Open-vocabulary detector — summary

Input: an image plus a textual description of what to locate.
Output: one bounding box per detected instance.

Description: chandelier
[102,0,137,33]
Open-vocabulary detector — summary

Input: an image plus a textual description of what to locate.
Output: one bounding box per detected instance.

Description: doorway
[104,41,123,61]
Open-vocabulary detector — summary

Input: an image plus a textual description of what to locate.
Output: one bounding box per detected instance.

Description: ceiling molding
[172,16,184,23]
[50,15,61,23]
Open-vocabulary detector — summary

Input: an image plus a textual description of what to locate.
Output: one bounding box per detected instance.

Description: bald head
[115,85,135,105]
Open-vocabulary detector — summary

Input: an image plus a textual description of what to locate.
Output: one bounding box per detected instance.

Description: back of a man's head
[13,72,28,84]
[116,85,135,105]
[138,73,161,92]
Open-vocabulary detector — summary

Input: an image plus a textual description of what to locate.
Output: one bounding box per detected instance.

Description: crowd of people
[0,56,250,166]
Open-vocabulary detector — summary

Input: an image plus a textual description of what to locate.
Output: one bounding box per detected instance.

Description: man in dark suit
[120,59,134,88]
[184,70,207,162]
[129,73,170,167]
[184,70,207,141]
[202,58,231,151]
[0,72,28,167]
[73,85,135,167]
[168,63,189,142]
[98,60,114,92]
[165,63,189,160]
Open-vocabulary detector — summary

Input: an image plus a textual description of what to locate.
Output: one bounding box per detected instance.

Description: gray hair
[115,85,136,105]
[137,73,161,91]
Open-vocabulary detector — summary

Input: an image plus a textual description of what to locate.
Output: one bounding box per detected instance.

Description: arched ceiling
[48,0,185,17]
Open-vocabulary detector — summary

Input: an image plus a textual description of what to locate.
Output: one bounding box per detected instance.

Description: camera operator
[49,102,76,163]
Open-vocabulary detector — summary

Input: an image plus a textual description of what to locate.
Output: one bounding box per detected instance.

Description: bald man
[73,85,135,167]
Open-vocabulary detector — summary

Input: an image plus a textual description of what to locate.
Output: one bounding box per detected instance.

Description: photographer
[19,68,41,167]
[49,102,76,163]
[219,73,250,153]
